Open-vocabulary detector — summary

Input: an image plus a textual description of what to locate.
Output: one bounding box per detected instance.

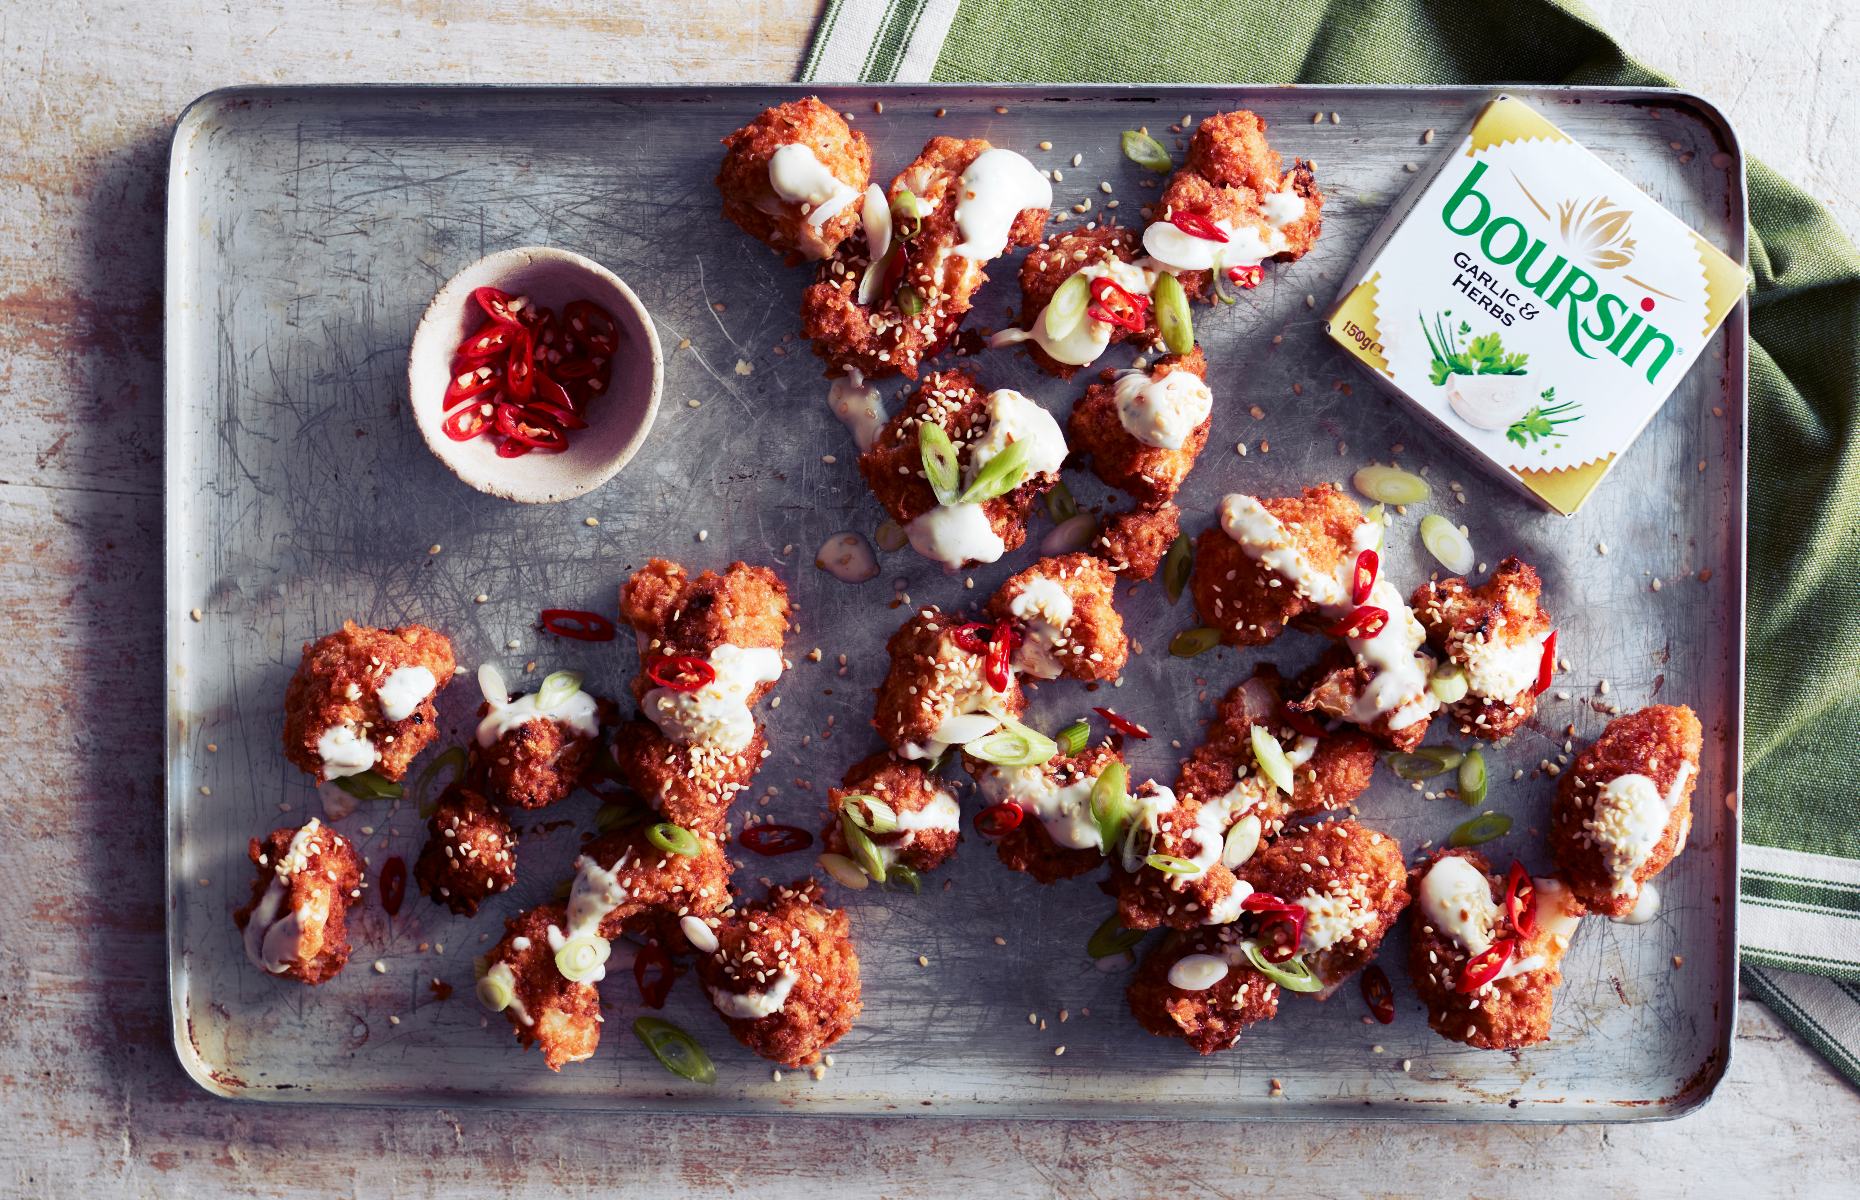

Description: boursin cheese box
[1326,95,1746,515]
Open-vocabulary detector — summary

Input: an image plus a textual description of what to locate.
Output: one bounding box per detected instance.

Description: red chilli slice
[1327,604,1389,641]
[951,622,993,656]
[565,300,621,356]
[1361,964,1396,1024]
[1225,263,1263,289]
[1168,211,1230,243]
[503,329,536,402]
[442,401,494,442]
[472,286,524,326]
[975,800,1024,838]
[539,608,617,642]
[984,620,1015,693]
[1087,276,1151,332]
[646,655,716,693]
[740,824,814,856]
[455,321,520,362]
[1255,906,1307,963]
[1094,707,1151,740]
[1457,938,1517,994]
[378,856,407,917]
[444,361,502,404]
[1533,630,1558,696]
[1351,549,1379,606]
[1504,861,1538,938]
[633,942,674,1009]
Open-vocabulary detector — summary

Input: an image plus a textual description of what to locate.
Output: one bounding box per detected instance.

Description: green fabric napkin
[804,0,1860,1087]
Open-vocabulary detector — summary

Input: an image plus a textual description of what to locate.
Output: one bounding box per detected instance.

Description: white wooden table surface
[4,1,1856,1194]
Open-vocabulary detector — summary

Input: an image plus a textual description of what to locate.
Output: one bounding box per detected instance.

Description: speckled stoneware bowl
[409,245,662,503]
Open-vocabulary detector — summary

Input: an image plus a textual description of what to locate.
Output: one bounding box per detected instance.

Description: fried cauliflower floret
[414,786,516,916]
[480,904,602,1071]
[1093,501,1181,581]
[621,558,791,668]
[1004,225,1156,377]
[874,605,1026,760]
[1127,925,1281,1053]
[824,753,962,876]
[697,880,861,1068]
[1067,350,1212,504]
[985,553,1128,682]
[802,137,1048,380]
[1239,820,1407,988]
[577,823,733,944]
[609,717,769,836]
[966,741,1123,883]
[857,369,1065,571]
[1113,780,1254,931]
[1408,850,1586,1050]
[473,693,613,810]
[1288,645,1437,753]
[235,819,362,985]
[1549,704,1703,918]
[716,97,871,263]
[282,621,455,782]
[1191,485,1361,647]
[1413,557,1554,740]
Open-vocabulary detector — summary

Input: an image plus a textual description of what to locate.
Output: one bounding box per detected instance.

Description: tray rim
[163,80,1749,1122]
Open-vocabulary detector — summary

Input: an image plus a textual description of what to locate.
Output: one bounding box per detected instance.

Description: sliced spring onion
[414,745,469,817]
[1250,725,1296,795]
[475,970,514,1012]
[1090,762,1131,853]
[477,662,510,707]
[1121,129,1173,173]
[887,863,923,894]
[1458,748,1489,807]
[965,720,1059,767]
[1428,663,1470,704]
[857,244,898,307]
[874,519,908,552]
[818,851,870,890]
[1170,626,1221,657]
[1223,814,1263,868]
[839,810,888,883]
[1039,512,1098,556]
[633,1016,717,1085]
[333,769,403,802]
[1241,942,1325,992]
[1045,478,1079,523]
[862,183,892,262]
[918,421,961,504]
[1420,513,1476,574]
[932,711,1001,746]
[1145,852,1200,876]
[958,440,1030,505]
[1057,720,1092,757]
[1162,533,1191,604]
[1387,747,1465,781]
[841,794,899,834]
[1087,911,1147,958]
[537,669,582,710]
[1044,270,1093,340]
[897,286,925,317]
[1352,465,1432,506]
[891,187,924,238]
[553,933,611,984]
[1152,271,1194,355]
[647,822,701,859]
[1449,810,1512,847]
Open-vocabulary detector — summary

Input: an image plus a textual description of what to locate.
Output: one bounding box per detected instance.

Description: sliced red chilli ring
[1253,904,1307,963]
[975,800,1024,838]
[455,321,520,362]
[472,286,524,325]
[503,330,536,402]
[951,622,993,656]
[530,372,578,413]
[1240,891,1295,914]
[1533,630,1558,696]
[1093,707,1151,740]
[1226,263,1263,289]
[442,401,494,442]
[984,619,1015,692]
[1504,861,1537,938]
[445,362,502,404]
[1168,211,1229,242]
[495,403,565,450]
[1351,549,1379,606]
[1087,276,1151,332]
[496,437,532,459]
[539,608,617,642]
[633,942,674,1009]
[525,401,588,432]
[378,856,407,917]
[565,300,620,355]
[739,824,814,856]
[550,354,598,382]
[646,655,716,692]
[1361,964,1396,1024]
[1456,937,1516,993]
[1327,604,1389,641]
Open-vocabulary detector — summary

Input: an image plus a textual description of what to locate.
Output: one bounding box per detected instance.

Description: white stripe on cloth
[1743,841,1860,891]
[801,0,960,83]
[1741,897,1860,972]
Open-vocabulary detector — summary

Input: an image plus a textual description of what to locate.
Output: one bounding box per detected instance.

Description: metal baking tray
[165,83,1745,1120]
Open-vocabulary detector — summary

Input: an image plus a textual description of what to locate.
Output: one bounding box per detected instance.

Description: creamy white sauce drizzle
[1143,215,1285,273]
[1262,188,1306,229]
[540,850,635,985]
[481,961,532,1026]
[976,763,1104,851]
[1114,370,1212,450]
[1419,857,1570,983]
[709,969,798,1019]
[1584,762,1694,896]
[376,665,437,722]
[315,724,377,780]
[643,644,784,754]
[1614,881,1662,925]
[1008,576,1074,679]
[475,670,600,748]
[951,148,1052,261]
[905,389,1066,572]
[906,503,1004,572]
[1460,626,1551,700]
[767,143,858,228]
[242,821,324,974]
[878,789,962,865]
[989,258,1155,368]
[826,368,888,452]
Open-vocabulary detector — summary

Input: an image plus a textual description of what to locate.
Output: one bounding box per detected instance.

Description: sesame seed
[189,607,203,622]
[427,544,442,556]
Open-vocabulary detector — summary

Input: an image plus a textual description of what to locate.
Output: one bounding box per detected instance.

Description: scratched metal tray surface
[165,84,1746,1120]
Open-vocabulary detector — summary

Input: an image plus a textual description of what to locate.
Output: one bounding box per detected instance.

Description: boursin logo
[1441,161,1677,383]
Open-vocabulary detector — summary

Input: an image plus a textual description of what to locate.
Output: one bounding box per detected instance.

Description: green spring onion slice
[841,793,900,834]
[918,421,962,504]
[553,933,611,984]
[1449,810,1512,847]
[1458,749,1489,808]
[334,769,403,802]
[1145,852,1200,876]
[1169,626,1222,658]
[1045,479,1080,523]
[1162,533,1192,604]
[958,440,1030,505]
[1249,725,1296,795]
[1351,465,1432,506]
[537,669,582,710]
[647,821,701,859]
[818,851,870,890]
[897,286,926,317]
[1044,270,1092,340]
[1090,762,1131,854]
[414,745,469,817]
[966,720,1058,767]
[1121,129,1173,173]
[1387,746,1465,782]
[891,188,924,238]
[1087,912,1147,958]
[1056,720,1092,757]
[1420,513,1476,575]
[839,810,889,884]
[475,969,514,1012]
[1152,271,1194,355]
[887,863,923,894]
[1428,663,1470,704]
[633,1016,717,1085]
[1241,942,1325,992]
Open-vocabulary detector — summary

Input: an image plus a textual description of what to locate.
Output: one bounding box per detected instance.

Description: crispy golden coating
[1288,645,1435,753]
[965,742,1122,883]
[1067,350,1211,504]
[578,823,733,944]
[873,605,1026,759]
[856,369,1056,568]
[1113,781,1251,931]
[1092,502,1181,581]
[697,880,861,1068]
[1414,557,1553,740]
[802,137,1048,380]
[1191,484,1361,647]
[716,97,871,263]
[621,558,791,669]
[414,786,516,916]
[282,621,455,782]
[609,716,767,837]
[1549,705,1703,918]
[234,820,363,986]
[1240,820,1407,987]
[474,697,612,810]
[1009,225,1153,377]
[483,904,602,1071]
[824,752,962,875]
[985,553,1128,682]
[1407,850,1586,1050]
[1127,926,1281,1053]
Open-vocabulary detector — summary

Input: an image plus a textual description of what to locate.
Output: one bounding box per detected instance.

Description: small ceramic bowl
[409,246,662,503]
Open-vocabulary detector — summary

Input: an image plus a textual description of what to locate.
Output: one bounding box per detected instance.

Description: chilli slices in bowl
[440,286,622,458]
